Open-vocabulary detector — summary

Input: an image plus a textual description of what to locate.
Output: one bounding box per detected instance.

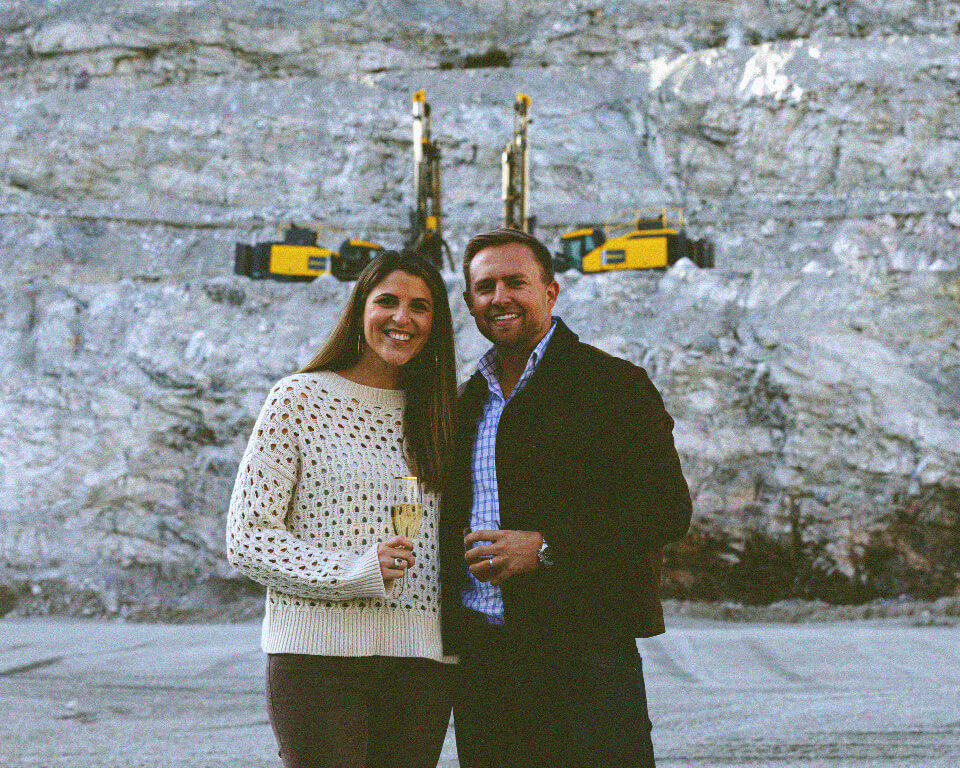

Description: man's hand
[464,529,543,586]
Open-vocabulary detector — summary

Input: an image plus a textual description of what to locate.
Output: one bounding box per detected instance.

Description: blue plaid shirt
[462,320,557,624]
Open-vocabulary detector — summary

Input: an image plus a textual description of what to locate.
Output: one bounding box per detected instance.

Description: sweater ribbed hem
[261,599,456,664]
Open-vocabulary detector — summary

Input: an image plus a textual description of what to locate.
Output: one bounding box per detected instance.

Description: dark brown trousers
[266,654,456,768]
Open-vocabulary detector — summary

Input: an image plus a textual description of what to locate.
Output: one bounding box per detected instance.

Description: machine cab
[333,239,384,281]
[557,227,605,271]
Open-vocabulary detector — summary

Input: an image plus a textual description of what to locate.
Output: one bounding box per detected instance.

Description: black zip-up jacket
[440,319,692,654]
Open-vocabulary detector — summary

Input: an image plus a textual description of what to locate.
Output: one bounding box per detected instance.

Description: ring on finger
[393,557,405,569]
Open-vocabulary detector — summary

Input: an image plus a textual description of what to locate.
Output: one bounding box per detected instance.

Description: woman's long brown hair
[299,251,456,490]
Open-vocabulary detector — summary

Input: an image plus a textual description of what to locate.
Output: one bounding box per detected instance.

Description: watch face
[538,544,553,567]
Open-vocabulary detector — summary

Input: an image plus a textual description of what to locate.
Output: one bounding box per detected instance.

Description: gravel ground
[662,596,960,624]
[2,615,959,767]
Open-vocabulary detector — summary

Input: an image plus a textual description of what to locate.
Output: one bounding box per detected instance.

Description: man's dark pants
[453,614,656,768]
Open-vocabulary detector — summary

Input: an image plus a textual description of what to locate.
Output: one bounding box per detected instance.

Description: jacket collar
[461,317,579,409]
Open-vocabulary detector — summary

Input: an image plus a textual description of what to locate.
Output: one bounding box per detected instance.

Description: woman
[226,250,457,768]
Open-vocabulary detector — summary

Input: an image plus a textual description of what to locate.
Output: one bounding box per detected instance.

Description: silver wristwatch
[537,538,554,568]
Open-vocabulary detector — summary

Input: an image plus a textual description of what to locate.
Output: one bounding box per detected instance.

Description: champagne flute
[390,476,423,598]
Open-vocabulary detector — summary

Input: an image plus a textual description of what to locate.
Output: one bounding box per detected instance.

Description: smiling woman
[226,250,458,768]
[300,250,457,489]
[351,269,436,386]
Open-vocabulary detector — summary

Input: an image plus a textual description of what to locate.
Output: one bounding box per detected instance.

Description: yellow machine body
[343,238,380,251]
[580,227,674,272]
[557,208,714,273]
[268,244,334,277]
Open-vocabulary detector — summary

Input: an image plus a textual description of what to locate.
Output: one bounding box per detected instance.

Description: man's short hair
[462,227,555,288]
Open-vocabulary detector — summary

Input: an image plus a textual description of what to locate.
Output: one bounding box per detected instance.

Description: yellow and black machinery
[234,225,334,282]
[331,237,386,281]
[405,90,451,270]
[233,92,447,283]
[502,93,534,233]
[555,208,714,273]
[233,93,716,282]
[234,225,384,282]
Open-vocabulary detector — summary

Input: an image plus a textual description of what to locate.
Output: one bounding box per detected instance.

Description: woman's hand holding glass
[378,535,415,584]
[389,476,423,597]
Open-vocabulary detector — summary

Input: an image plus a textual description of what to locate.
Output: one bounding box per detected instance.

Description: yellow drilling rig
[404,90,451,270]
[233,90,452,281]
[233,224,384,282]
[496,93,713,271]
[502,92,534,233]
[554,208,715,272]
[232,90,714,282]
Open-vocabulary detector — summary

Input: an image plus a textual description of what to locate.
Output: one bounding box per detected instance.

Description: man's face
[464,242,559,352]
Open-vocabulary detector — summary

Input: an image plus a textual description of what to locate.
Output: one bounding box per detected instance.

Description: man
[440,228,692,768]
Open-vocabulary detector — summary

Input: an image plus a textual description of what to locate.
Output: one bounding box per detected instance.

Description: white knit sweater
[226,371,452,662]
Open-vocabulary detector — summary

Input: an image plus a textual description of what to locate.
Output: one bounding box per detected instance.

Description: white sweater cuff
[348,544,388,598]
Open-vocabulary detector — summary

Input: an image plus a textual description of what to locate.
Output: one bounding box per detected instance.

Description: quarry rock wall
[1,1,958,616]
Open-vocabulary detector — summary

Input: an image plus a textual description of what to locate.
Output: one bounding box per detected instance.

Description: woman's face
[360,269,435,372]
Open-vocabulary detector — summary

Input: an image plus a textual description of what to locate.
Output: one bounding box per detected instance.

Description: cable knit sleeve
[226,379,387,601]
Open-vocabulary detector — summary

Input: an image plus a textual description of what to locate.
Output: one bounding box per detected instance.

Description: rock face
[1,1,958,617]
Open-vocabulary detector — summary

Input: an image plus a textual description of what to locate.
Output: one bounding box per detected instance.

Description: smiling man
[440,228,693,768]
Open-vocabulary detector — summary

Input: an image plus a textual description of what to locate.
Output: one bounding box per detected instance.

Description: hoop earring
[357,333,363,358]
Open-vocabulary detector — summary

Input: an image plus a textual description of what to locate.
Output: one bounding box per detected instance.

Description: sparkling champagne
[390,503,423,539]
[390,477,422,599]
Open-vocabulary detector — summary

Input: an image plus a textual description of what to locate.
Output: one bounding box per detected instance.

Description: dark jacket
[440,319,692,654]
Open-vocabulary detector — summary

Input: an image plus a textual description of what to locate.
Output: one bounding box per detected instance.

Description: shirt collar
[476,319,558,398]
